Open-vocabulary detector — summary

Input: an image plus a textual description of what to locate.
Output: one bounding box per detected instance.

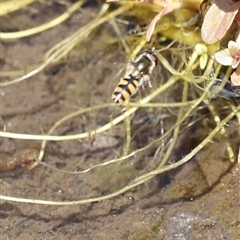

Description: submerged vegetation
[0,0,239,207]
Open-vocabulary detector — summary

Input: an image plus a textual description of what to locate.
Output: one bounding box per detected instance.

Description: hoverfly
[112,48,158,105]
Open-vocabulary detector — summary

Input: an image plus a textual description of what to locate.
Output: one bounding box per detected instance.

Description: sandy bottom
[1,2,239,239]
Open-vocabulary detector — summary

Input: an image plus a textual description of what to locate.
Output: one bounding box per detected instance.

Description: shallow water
[0,1,239,239]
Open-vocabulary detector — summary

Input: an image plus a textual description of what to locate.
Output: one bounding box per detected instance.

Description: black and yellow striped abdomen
[112,75,140,104]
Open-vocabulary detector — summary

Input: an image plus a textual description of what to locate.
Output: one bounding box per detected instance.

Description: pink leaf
[201,1,239,44]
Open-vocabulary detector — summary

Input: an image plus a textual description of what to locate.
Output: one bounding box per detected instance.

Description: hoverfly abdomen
[112,48,158,105]
[112,75,139,104]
